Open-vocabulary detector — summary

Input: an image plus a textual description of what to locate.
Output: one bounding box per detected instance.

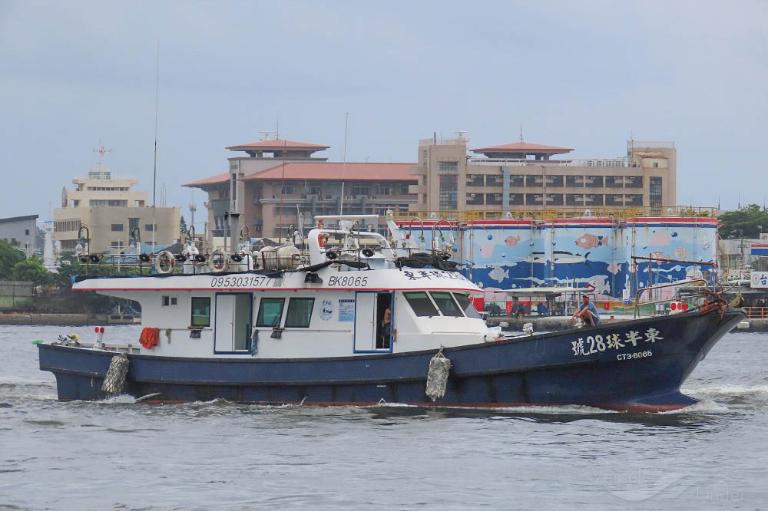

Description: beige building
[186,139,417,239]
[54,157,180,254]
[410,136,677,216]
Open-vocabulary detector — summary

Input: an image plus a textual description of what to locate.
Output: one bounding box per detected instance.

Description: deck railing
[743,307,768,319]
[393,206,718,222]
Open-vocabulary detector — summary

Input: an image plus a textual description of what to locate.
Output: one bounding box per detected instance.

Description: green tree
[718,204,768,239]
[10,257,50,286]
[0,240,26,279]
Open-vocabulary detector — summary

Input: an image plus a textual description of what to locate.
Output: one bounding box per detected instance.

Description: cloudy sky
[1,0,766,227]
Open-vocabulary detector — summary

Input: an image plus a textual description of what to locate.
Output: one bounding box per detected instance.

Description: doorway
[354,291,393,353]
[214,293,252,353]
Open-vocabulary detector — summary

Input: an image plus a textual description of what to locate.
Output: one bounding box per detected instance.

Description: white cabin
[75,220,497,358]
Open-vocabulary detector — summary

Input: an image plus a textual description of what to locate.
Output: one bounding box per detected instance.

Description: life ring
[139,327,160,350]
[208,250,229,273]
[155,251,175,274]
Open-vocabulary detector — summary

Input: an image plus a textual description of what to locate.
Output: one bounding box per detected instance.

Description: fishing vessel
[37,216,743,412]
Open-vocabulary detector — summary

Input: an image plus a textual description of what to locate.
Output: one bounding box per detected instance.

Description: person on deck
[378,307,392,349]
[572,295,600,327]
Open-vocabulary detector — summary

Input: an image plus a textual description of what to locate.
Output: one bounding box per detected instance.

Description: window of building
[24,229,30,236]
[650,177,663,209]
[128,218,139,237]
[111,223,124,232]
[110,241,125,249]
[190,297,211,327]
[256,298,285,327]
[439,175,458,210]
[351,184,370,196]
[566,194,585,206]
[145,224,156,232]
[625,176,643,188]
[162,296,178,307]
[545,175,564,187]
[466,193,485,206]
[625,194,644,206]
[509,193,524,205]
[404,292,439,317]
[485,174,503,187]
[466,174,485,187]
[486,193,503,205]
[566,176,584,187]
[584,194,604,206]
[89,200,128,207]
[438,161,459,173]
[525,175,544,187]
[526,194,543,205]
[584,176,604,188]
[509,175,525,187]
[430,292,463,317]
[605,194,623,206]
[284,298,314,328]
[545,193,564,206]
[605,176,623,188]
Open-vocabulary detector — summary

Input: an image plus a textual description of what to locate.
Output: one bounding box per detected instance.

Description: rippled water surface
[1,325,767,510]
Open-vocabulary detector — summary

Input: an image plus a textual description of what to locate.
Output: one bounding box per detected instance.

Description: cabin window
[430,292,464,317]
[284,298,315,328]
[162,296,178,306]
[404,291,439,317]
[256,298,285,327]
[190,297,211,327]
[453,293,481,319]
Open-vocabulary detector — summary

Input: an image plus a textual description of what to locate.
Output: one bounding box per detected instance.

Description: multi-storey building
[53,151,180,254]
[410,136,677,215]
[0,215,40,257]
[185,139,417,239]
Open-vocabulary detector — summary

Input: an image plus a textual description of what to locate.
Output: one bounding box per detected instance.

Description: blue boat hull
[38,309,743,412]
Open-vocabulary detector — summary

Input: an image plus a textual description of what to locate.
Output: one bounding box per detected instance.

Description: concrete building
[0,215,40,257]
[185,139,417,239]
[53,152,180,254]
[410,136,677,216]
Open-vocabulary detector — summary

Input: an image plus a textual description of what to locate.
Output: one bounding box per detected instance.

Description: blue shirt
[579,301,600,324]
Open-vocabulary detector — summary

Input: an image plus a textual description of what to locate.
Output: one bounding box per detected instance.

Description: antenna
[340,112,349,215]
[151,41,160,250]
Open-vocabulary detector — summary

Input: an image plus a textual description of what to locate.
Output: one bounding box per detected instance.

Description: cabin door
[214,293,252,353]
[354,291,392,353]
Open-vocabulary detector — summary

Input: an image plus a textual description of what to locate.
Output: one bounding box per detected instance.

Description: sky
[1,0,767,228]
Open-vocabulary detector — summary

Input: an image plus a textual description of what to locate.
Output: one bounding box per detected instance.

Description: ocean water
[1,325,766,511]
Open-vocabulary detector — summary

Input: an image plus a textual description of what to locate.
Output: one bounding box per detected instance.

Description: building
[410,136,677,215]
[185,139,417,239]
[53,150,180,254]
[0,215,40,257]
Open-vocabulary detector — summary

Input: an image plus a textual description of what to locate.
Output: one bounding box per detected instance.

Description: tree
[10,257,50,286]
[718,204,768,239]
[180,215,188,237]
[0,240,26,279]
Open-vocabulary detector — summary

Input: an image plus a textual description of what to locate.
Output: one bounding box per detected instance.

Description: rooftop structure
[471,141,574,160]
[186,138,417,240]
[226,138,329,159]
[53,146,180,254]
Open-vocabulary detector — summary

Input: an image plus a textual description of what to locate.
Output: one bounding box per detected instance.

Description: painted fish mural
[397,218,718,299]
[575,233,607,249]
